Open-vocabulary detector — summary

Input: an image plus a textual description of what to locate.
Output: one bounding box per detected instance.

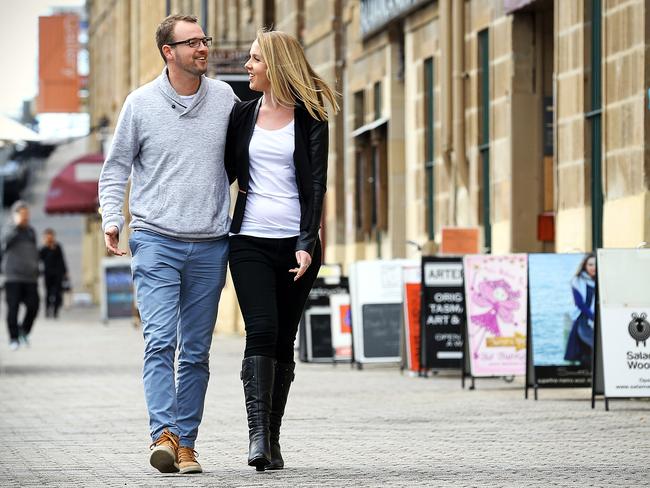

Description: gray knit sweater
[98,68,236,240]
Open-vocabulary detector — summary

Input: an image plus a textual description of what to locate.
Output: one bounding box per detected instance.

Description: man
[39,228,68,318]
[2,201,39,350]
[98,14,235,475]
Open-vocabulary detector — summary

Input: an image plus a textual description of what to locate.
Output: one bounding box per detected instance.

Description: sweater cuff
[102,216,124,234]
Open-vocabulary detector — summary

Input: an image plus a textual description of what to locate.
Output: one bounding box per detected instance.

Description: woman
[564,253,596,367]
[225,29,339,471]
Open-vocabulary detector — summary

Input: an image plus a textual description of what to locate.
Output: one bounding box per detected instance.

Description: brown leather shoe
[149,429,179,473]
[178,447,202,474]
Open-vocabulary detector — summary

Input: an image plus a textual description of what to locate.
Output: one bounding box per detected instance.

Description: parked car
[0,159,29,206]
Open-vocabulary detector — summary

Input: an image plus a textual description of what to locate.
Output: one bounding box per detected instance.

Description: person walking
[2,201,40,350]
[225,29,339,471]
[39,228,68,318]
[98,14,236,475]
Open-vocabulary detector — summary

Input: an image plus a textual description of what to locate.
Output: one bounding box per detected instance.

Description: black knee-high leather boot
[266,361,295,470]
[241,355,276,471]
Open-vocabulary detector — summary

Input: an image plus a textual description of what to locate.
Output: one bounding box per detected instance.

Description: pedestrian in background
[226,29,339,471]
[98,14,236,475]
[39,228,68,318]
[2,201,40,350]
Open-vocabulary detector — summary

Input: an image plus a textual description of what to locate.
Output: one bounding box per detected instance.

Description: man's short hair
[155,14,199,63]
[44,228,55,236]
[11,200,28,214]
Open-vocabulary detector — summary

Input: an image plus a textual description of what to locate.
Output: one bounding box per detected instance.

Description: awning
[45,153,104,214]
[0,114,41,142]
[350,117,389,138]
[503,0,538,14]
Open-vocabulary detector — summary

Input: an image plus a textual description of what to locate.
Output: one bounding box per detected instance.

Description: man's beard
[180,58,207,77]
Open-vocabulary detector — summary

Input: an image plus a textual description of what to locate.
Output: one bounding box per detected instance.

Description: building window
[353,85,387,241]
[424,57,434,240]
[477,29,491,252]
[587,0,603,250]
[263,0,275,29]
[355,150,368,233]
[373,81,382,120]
[354,90,364,129]
[201,0,208,33]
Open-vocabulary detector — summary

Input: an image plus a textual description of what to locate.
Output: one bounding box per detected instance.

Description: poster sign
[420,256,464,369]
[330,294,352,361]
[402,266,422,372]
[100,257,134,321]
[463,254,527,377]
[528,253,595,387]
[597,249,650,398]
[350,259,417,363]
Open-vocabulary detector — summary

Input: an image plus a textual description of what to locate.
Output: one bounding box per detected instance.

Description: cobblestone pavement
[1,308,648,487]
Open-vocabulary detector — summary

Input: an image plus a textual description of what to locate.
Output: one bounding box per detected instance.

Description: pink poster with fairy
[463,254,528,377]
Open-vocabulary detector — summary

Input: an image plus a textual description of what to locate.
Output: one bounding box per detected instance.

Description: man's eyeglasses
[167,37,212,48]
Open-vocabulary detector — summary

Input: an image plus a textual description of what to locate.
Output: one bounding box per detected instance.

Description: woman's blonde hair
[256,29,339,121]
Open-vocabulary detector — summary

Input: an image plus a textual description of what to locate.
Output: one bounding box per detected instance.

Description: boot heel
[250,457,270,471]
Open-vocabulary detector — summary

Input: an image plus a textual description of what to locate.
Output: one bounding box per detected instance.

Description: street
[0,308,647,487]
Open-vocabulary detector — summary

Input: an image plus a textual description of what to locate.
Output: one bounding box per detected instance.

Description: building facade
[86,0,650,331]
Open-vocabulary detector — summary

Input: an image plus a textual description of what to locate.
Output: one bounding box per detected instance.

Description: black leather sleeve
[296,118,328,255]
[224,106,238,185]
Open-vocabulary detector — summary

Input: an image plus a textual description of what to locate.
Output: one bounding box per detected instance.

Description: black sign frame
[420,256,465,372]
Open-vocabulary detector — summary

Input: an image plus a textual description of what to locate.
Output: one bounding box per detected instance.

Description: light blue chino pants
[129,230,228,448]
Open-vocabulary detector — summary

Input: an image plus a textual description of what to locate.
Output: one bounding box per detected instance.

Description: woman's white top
[239,119,301,238]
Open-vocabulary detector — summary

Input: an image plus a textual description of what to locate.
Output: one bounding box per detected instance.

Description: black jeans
[5,281,39,341]
[229,235,321,362]
[44,273,64,317]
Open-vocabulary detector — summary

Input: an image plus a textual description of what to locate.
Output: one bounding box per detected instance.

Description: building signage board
[38,14,80,113]
[209,49,250,74]
[463,254,528,377]
[597,249,650,398]
[440,227,480,255]
[360,0,430,36]
[420,257,464,370]
[528,253,595,388]
[350,259,418,364]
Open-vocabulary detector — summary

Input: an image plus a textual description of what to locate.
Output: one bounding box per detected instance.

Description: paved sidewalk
[0,308,648,487]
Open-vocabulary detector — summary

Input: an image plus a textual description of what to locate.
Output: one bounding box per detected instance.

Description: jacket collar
[157,67,208,115]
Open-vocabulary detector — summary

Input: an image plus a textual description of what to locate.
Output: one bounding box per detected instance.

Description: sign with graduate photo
[597,248,650,398]
[528,253,595,387]
[463,254,527,377]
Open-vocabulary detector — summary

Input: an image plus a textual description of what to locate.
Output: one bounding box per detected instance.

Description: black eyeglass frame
[166,36,213,48]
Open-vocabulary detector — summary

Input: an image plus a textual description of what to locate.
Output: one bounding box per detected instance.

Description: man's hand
[104,226,127,256]
[289,250,312,281]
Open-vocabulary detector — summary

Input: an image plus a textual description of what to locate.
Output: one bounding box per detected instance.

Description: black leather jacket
[225,97,328,256]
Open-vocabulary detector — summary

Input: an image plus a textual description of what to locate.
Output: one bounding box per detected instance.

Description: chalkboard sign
[421,257,464,369]
[305,307,334,362]
[362,303,402,358]
[101,257,134,321]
